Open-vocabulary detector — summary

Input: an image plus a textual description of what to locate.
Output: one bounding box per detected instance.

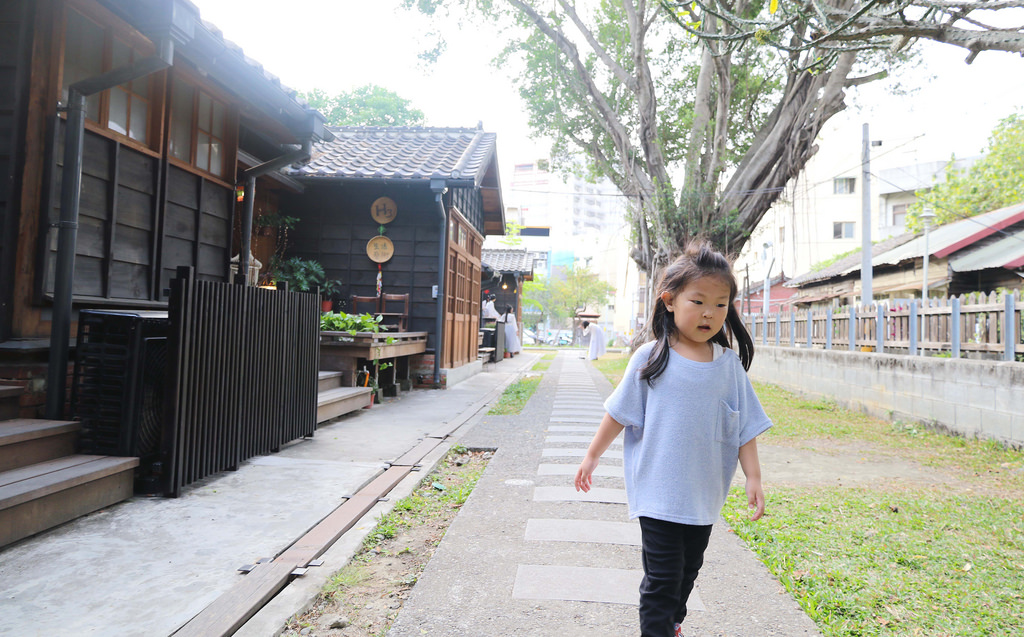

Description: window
[61,7,156,147]
[833,222,855,239]
[833,177,856,194]
[168,76,229,179]
[892,204,908,228]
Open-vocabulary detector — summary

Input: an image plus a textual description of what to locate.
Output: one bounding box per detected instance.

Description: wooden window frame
[57,0,166,158]
[166,69,237,186]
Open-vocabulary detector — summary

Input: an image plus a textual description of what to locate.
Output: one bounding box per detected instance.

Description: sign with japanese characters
[370,197,397,224]
[366,235,394,263]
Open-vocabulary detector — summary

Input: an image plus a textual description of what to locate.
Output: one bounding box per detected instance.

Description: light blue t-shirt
[604,340,772,526]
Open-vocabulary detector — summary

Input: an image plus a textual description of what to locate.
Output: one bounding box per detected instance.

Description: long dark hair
[638,240,753,384]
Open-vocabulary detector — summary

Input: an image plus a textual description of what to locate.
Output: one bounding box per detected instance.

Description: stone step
[0,419,80,473]
[0,454,139,548]
[316,387,373,424]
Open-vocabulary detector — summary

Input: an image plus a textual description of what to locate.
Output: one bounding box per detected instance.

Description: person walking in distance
[582,320,606,360]
[502,304,521,357]
[574,240,772,637]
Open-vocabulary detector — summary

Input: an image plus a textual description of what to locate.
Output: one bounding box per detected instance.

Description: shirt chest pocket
[716,400,740,447]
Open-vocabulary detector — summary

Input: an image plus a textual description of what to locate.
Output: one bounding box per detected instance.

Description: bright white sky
[190,0,1024,201]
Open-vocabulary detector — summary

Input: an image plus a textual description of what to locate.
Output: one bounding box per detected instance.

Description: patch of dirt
[757,442,960,488]
[282,450,491,637]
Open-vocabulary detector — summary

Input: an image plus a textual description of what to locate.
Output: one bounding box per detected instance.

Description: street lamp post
[920,208,936,351]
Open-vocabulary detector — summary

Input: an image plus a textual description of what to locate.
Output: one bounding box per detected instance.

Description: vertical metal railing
[163,267,319,497]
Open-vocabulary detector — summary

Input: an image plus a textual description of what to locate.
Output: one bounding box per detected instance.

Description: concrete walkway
[0,358,529,637]
[392,351,821,636]
[0,350,821,636]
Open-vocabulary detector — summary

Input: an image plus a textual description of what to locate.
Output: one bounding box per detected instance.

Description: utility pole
[860,124,873,307]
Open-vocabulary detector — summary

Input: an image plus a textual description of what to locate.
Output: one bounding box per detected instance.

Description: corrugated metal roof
[287,126,498,185]
[873,202,1024,267]
[949,228,1024,272]
[785,233,916,287]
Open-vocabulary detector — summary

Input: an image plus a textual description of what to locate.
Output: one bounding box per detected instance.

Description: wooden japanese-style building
[0,0,339,543]
[0,0,331,415]
[481,247,538,336]
[283,125,506,387]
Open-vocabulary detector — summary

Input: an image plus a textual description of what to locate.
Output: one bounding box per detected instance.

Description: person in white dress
[503,305,522,356]
[481,294,500,320]
[583,320,606,360]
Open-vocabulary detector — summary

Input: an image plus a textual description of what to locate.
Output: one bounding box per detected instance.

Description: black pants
[638,517,714,637]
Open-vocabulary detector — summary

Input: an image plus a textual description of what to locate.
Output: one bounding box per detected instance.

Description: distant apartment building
[492,161,643,341]
[734,121,980,293]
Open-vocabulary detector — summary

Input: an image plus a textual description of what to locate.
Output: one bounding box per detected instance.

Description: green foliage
[907,112,1024,230]
[320,312,384,334]
[500,220,523,247]
[300,85,426,126]
[487,375,542,415]
[721,381,1024,636]
[269,256,325,293]
[550,265,616,321]
[723,488,1024,636]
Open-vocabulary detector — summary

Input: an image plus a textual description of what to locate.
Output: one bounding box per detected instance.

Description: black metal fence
[162,267,319,496]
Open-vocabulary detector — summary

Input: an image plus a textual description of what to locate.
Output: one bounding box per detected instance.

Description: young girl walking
[574,240,772,637]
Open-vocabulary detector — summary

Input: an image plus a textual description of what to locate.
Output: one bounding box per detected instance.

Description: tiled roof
[288,126,497,184]
[482,249,539,275]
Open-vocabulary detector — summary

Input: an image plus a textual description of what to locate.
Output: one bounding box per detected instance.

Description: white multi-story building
[491,161,643,342]
[733,121,980,291]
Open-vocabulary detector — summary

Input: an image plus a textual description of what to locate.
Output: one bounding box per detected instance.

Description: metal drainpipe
[238,139,311,280]
[430,181,448,387]
[45,37,177,420]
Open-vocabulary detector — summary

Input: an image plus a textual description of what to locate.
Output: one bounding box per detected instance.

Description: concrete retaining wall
[748,346,1023,447]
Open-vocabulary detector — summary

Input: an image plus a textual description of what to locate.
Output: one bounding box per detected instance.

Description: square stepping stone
[543,448,623,459]
[525,518,641,545]
[537,463,623,477]
[546,435,621,446]
[512,565,705,611]
[534,486,628,504]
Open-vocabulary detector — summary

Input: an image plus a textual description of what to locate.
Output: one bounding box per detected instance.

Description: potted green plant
[267,256,324,293]
[319,279,342,312]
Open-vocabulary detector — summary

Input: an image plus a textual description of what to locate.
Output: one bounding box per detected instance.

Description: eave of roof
[949,227,1024,272]
[100,0,331,145]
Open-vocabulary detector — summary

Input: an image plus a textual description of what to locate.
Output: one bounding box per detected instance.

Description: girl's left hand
[745,476,765,521]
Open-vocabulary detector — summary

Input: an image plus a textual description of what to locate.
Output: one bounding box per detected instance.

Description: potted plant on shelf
[319,278,342,312]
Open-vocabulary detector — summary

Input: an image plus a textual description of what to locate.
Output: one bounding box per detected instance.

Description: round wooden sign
[366,235,395,263]
[370,197,398,224]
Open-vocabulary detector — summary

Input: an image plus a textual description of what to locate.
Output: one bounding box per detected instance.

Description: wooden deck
[319,331,428,393]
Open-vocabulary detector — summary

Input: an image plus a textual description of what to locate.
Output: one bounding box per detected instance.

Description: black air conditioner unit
[71,310,170,494]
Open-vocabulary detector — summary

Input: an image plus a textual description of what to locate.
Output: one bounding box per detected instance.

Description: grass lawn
[487,375,542,415]
[723,383,1024,637]
[591,351,629,387]
[531,351,556,372]
[582,349,1024,635]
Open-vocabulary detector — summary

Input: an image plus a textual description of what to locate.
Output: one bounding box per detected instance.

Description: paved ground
[391,352,821,637]
[0,349,824,636]
[0,358,527,637]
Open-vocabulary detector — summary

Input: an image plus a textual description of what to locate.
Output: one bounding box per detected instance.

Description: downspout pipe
[45,36,178,420]
[430,179,448,387]
[238,138,312,280]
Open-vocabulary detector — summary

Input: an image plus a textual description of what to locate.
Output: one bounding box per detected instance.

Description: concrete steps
[0,414,137,548]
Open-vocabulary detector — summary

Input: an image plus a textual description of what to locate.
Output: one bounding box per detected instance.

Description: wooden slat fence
[744,290,1022,362]
[163,267,319,497]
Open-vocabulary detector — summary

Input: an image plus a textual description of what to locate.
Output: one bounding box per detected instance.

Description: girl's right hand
[574,456,599,492]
